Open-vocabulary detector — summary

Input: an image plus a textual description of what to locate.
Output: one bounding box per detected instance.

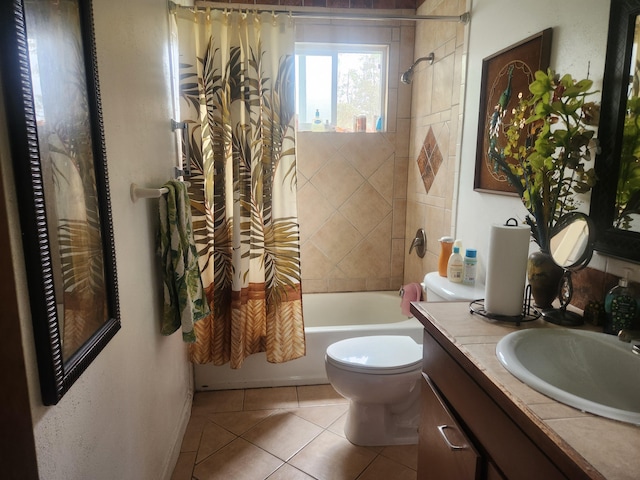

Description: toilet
[325,335,422,446]
[325,274,485,446]
[423,271,485,302]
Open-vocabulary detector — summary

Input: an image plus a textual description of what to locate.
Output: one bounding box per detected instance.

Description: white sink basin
[496,328,640,425]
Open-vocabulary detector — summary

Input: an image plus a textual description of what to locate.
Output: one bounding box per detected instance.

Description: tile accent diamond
[416,127,443,194]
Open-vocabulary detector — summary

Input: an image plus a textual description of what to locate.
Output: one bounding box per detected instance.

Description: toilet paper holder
[409,228,427,258]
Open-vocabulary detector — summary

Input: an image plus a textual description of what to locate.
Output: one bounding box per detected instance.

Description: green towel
[158,180,209,342]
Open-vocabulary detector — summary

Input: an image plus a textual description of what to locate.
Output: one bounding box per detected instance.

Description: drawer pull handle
[437,424,467,451]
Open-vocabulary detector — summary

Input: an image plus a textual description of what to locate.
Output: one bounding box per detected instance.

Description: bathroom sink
[496,328,640,425]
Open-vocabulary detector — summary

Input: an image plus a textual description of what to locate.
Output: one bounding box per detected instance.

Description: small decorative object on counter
[463,249,477,285]
[583,300,606,327]
[438,236,454,277]
[604,269,640,334]
[447,246,464,283]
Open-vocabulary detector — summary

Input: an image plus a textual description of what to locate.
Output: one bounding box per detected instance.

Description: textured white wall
[456,0,610,281]
[8,0,194,478]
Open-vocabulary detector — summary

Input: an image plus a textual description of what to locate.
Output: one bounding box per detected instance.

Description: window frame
[295,42,389,132]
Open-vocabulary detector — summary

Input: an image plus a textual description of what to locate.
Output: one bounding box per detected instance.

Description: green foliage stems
[488,69,598,251]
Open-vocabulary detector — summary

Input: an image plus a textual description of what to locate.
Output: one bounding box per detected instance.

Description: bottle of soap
[447,246,464,283]
[438,236,454,277]
[604,269,640,334]
[312,109,323,131]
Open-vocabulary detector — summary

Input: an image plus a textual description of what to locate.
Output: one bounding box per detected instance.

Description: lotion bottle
[604,269,640,334]
[463,249,477,285]
[447,246,463,283]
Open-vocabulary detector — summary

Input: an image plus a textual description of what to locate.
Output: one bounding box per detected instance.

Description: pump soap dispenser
[438,237,454,277]
[604,268,640,334]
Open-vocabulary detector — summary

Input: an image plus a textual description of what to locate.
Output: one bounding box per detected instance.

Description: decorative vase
[527,250,564,310]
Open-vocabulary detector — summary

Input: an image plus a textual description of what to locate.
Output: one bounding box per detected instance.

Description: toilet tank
[422,271,484,302]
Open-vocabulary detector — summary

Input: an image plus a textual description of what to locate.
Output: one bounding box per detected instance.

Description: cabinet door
[418,373,481,480]
[486,462,507,480]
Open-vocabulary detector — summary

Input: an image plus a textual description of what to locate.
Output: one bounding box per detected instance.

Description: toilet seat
[325,335,422,375]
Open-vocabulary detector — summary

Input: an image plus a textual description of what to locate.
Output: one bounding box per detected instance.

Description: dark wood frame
[474,29,552,195]
[590,0,640,263]
[0,0,120,405]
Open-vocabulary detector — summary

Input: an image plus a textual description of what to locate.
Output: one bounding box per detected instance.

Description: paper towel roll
[484,223,531,316]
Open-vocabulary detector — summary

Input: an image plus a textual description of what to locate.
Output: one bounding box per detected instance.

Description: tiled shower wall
[296,20,415,293]
[403,0,468,284]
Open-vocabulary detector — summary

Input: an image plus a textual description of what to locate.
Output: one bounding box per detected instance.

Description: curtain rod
[170,1,470,23]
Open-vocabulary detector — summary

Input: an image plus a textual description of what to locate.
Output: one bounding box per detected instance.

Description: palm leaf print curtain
[173,7,305,368]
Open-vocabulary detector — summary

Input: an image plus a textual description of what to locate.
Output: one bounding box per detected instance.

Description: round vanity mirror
[544,213,596,326]
[549,212,595,271]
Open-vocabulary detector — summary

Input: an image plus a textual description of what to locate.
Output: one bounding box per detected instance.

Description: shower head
[400,52,435,85]
[400,69,414,85]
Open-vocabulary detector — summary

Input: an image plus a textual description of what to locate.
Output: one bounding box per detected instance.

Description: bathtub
[193,290,423,391]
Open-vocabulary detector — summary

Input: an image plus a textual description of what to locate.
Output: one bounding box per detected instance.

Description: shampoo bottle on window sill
[447,246,463,283]
[312,109,324,131]
[604,268,640,334]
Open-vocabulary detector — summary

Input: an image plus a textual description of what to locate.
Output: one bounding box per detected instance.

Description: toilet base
[343,385,420,446]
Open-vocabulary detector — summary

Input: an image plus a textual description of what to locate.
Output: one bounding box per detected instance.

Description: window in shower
[295,43,388,132]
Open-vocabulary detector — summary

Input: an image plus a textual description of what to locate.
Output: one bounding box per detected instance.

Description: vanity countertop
[411,301,640,480]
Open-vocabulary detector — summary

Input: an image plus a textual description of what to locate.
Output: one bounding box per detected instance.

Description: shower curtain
[172,7,305,368]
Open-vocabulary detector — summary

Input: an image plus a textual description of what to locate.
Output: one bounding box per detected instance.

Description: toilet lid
[326,336,422,374]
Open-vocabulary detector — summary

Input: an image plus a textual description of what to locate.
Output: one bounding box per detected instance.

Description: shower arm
[409,53,435,72]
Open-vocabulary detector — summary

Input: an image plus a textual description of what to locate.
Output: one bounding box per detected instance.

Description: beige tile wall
[403,0,468,284]
[296,19,415,293]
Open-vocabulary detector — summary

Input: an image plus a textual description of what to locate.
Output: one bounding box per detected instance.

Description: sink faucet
[618,330,640,355]
[617,329,640,343]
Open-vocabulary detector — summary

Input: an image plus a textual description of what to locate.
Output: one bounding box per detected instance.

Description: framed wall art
[474,29,553,195]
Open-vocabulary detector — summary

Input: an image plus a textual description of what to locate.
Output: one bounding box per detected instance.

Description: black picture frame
[0,0,120,405]
[474,29,553,195]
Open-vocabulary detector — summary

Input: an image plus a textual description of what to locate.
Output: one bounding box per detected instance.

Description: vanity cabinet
[418,373,482,479]
[416,314,599,480]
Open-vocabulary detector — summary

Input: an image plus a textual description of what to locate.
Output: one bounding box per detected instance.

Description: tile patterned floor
[171,385,418,480]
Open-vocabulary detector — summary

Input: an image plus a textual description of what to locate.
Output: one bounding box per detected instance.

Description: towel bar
[130,182,190,202]
[130,183,167,202]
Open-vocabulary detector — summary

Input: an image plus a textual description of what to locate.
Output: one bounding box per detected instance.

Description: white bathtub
[193,290,423,391]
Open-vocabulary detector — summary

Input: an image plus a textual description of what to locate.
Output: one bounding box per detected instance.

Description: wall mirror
[0,0,120,405]
[591,0,640,262]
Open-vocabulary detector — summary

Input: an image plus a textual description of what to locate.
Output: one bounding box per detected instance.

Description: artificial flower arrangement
[487,69,600,252]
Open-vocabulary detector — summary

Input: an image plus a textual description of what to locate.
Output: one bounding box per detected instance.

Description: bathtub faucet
[409,228,426,258]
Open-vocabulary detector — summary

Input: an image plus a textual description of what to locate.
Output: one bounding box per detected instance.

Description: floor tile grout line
[182,387,418,480]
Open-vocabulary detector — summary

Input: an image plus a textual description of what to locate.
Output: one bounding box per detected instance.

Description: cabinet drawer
[422,330,568,480]
[418,373,481,480]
